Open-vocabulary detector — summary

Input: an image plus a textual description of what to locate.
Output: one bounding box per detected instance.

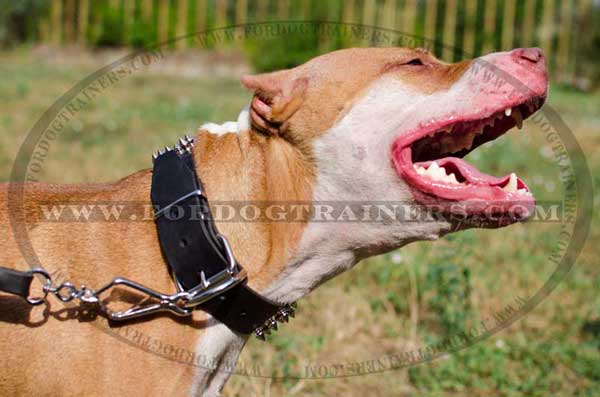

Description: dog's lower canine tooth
[503,173,518,193]
[505,108,512,116]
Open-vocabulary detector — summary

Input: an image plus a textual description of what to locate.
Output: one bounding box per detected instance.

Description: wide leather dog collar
[0,135,294,340]
[150,135,295,337]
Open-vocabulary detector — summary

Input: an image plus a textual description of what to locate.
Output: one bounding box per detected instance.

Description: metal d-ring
[26,268,52,306]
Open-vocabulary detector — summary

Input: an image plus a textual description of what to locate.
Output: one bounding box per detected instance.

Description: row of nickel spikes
[254,302,297,341]
[152,134,195,162]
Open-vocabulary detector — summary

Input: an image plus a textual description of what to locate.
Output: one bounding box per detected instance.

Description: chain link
[43,281,99,304]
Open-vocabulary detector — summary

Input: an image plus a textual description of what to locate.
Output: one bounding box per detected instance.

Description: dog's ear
[241,70,307,135]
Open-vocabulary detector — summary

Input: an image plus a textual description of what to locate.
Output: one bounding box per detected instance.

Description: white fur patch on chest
[200,105,250,135]
[191,316,247,396]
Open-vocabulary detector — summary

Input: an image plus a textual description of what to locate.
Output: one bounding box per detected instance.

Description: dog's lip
[392,96,545,154]
[391,98,542,216]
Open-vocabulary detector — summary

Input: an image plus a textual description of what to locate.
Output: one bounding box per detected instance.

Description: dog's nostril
[514,47,543,63]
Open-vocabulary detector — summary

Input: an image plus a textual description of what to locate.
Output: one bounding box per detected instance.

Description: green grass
[0,46,598,396]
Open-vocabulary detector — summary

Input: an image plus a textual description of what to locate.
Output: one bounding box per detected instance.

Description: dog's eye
[404,58,424,66]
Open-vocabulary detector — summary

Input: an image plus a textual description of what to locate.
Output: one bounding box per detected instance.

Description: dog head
[241,47,548,298]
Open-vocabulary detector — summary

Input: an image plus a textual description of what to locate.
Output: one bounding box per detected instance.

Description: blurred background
[1,1,599,396]
[1,0,599,83]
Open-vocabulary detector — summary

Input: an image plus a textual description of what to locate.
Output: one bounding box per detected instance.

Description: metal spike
[287,309,295,318]
[290,302,297,309]
[152,153,158,160]
[158,149,164,155]
[185,134,192,142]
[255,328,266,341]
[277,311,289,323]
[165,146,171,152]
[268,319,278,331]
[179,138,186,146]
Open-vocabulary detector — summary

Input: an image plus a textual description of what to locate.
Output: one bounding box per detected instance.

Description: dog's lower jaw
[262,217,451,305]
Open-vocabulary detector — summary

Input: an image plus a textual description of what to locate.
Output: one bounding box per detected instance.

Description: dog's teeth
[440,136,454,154]
[503,173,518,193]
[428,161,441,176]
[460,134,475,150]
[505,108,512,117]
[512,108,523,129]
[416,162,464,185]
[448,173,459,184]
[410,161,465,185]
[426,162,448,182]
[423,163,436,179]
[414,165,427,175]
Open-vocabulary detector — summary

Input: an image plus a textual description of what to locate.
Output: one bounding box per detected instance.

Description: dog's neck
[189,120,451,394]
[186,127,316,395]
[192,127,315,295]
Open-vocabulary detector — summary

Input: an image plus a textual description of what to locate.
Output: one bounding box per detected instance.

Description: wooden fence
[30,0,596,82]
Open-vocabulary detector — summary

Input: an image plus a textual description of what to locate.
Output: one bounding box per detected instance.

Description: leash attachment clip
[95,234,247,321]
[19,234,247,321]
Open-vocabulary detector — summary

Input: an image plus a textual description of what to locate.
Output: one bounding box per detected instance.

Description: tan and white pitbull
[0,47,547,396]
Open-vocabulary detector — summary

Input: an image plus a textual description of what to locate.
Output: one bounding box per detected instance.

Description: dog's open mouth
[392,95,546,218]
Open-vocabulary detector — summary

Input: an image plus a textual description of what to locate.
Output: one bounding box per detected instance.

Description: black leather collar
[150,136,294,337]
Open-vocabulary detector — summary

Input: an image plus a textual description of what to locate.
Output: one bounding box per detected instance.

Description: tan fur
[0,47,468,395]
[0,129,313,395]
[245,47,469,144]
